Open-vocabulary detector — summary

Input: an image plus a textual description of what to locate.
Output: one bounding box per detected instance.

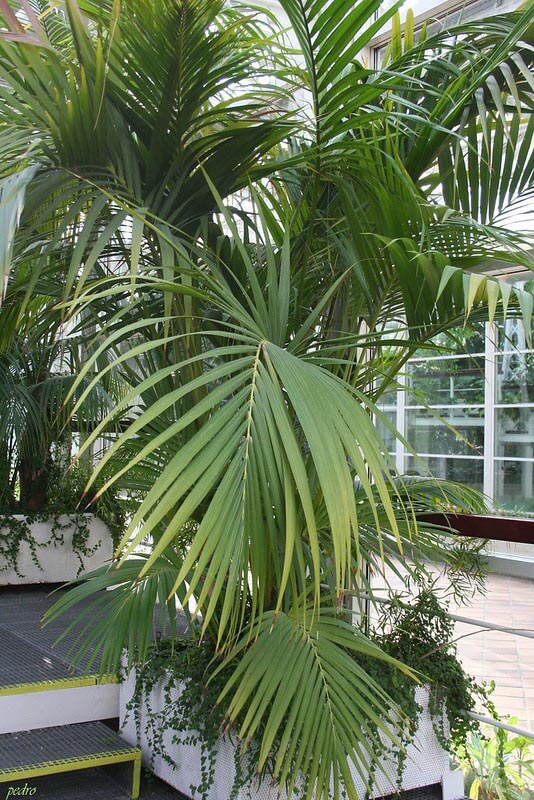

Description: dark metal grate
[377,783,444,800]
[0,587,103,673]
[0,722,138,773]
[0,586,189,686]
[0,629,75,689]
[4,768,187,799]
[4,770,130,799]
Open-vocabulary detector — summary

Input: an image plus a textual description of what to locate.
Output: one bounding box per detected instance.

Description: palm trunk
[19,449,50,511]
[0,443,15,509]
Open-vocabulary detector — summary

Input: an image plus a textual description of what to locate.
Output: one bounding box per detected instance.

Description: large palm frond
[0,0,295,299]
[217,604,415,800]
[3,2,533,798]
[376,12,534,181]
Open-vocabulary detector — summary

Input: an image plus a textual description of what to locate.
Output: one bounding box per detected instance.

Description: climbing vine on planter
[0,514,42,577]
[44,460,127,550]
[0,512,100,577]
[44,512,101,573]
[0,460,127,577]
[124,637,269,800]
[125,589,491,800]
[371,591,483,750]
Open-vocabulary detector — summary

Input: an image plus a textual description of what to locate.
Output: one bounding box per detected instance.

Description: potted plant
[117,587,487,800]
[453,718,534,800]
[0,324,126,583]
[0,0,532,797]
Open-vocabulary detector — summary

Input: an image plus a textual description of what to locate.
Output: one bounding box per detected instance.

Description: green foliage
[0,325,125,514]
[0,514,41,577]
[125,637,248,800]
[0,458,127,574]
[1,0,533,797]
[454,721,534,800]
[0,512,99,577]
[127,589,490,800]
[45,459,128,550]
[371,591,482,751]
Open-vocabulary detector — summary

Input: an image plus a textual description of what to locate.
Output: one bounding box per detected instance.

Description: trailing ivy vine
[0,512,101,577]
[125,637,263,800]
[372,591,482,750]
[125,589,491,800]
[0,514,42,577]
[0,460,127,577]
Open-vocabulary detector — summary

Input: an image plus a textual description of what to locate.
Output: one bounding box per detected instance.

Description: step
[3,769,184,800]
[0,621,119,733]
[0,675,120,734]
[5,770,135,799]
[0,722,141,799]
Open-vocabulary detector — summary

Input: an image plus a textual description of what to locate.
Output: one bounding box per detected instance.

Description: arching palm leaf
[3,1,534,798]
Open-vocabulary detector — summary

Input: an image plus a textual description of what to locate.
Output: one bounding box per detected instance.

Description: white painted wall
[0,515,113,585]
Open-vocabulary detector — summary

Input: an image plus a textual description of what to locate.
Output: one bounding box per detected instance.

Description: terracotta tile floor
[371,570,534,733]
[450,573,534,731]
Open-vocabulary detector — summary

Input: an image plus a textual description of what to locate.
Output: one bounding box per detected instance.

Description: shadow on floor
[1,767,188,800]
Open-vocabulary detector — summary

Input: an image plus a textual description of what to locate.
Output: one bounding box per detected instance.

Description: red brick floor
[451,573,534,731]
[370,570,534,733]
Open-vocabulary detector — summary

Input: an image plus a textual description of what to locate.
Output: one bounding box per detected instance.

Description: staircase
[0,588,141,798]
[0,722,141,798]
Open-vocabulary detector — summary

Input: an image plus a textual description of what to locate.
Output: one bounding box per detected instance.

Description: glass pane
[405,409,484,456]
[494,460,534,516]
[495,408,534,459]
[496,310,534,352]
[495,352,534,404]
[376,388,398,406]
[375,409,397,453]
[404,456,484,491]
[408,325,485,358]
[406,356,485,406]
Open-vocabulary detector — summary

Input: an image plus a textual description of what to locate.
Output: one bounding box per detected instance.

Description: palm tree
[0,0,532,798]
[0,311,124,510]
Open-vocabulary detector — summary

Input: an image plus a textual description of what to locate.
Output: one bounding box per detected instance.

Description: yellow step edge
[0,750,142,799]
[0,673,118,696]
[96,673,119,685]
[0,677,96,696]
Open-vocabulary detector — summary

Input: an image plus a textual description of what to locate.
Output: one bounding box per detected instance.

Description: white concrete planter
[120,670,464,800]
[0,514,113,585]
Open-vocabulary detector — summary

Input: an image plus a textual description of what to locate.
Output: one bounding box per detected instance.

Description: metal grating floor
[5,771,132,800]
[0,589,189,798]
[0,586,104,682]
[0,722,137,772]
[5,768,188,799]
[0,586,189,688]
[0,628,75,689]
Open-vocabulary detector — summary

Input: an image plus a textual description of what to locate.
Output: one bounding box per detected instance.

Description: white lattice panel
[120,672,461,800]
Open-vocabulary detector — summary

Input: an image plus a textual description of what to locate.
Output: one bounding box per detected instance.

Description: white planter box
[0,514,113,585]
[120,670,464,800]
